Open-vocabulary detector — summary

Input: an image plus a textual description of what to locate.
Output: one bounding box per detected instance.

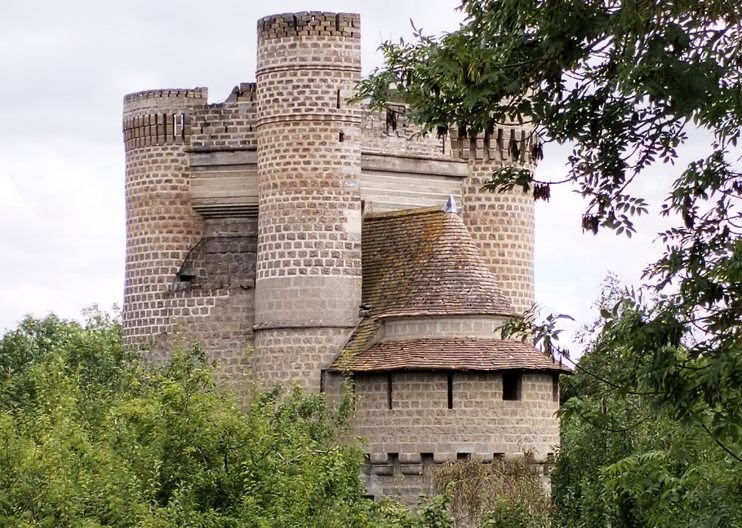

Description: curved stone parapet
[122,89,207,351]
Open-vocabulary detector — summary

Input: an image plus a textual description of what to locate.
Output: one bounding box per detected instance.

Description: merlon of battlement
[257,12,360,40]
[449,127,540,164]
[124,88,208,103]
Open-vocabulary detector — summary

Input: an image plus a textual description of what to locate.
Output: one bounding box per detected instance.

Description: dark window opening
[387,453,400,476]
[421,453,434,471]
[336,89,341,109]
[387,373,393,410]
[178,272,196,283]
[386,109,398,132]
[457,452,471,461]
[493,453,505,460]
[447,372,454,409]
[339,131,345,142]
[552,373,559,402]
[320,370,327,393]
[502,371,521,401]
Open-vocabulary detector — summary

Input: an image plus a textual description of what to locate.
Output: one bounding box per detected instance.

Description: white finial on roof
[443,195,458,214]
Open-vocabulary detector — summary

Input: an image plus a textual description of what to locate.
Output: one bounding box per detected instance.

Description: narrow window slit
[339,131,345,142]
[447,372,453,409]
[387,373,393,410]
[552,373,559,402]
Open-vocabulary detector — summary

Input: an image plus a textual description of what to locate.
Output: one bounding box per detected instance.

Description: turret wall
[452,130,538,313]
[353,370,559,500]
[122,89,207,351]
[253,12,363,390]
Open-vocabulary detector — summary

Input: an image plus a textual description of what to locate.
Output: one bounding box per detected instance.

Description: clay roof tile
[361,207,514,318]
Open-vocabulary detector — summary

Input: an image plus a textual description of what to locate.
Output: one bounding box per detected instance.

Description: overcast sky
[0,0,716,355]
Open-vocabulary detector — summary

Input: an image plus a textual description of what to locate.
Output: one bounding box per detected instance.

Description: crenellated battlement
[123,88,208,104]
[257,11,359,40]
[449,127,539,166]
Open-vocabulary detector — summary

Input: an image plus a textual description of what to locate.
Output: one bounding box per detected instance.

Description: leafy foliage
[552,281,742,528]
[499,305,573,363]
[360,2,742,522]
[0,313,453,527]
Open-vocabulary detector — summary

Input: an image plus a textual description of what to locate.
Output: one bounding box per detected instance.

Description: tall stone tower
[122,89,208,357]
[252,13,363,389]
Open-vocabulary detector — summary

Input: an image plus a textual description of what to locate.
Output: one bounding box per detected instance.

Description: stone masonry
[122,10,562,503]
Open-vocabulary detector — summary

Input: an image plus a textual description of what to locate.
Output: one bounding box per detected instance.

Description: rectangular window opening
[457,452,470,461]
[421,453,434,470]
[388,453,400,476]
[502,371,521,401]
[447,372,454,409]
[552,373,559,402]
[336,89,341,109]
[387,372,393,410]
[338,131,345,142]
[320,369,327,394]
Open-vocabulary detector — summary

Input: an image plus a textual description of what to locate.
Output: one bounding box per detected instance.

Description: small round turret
[122,88,208,355]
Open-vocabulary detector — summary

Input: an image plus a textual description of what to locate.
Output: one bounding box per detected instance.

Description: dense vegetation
[552,279,742,528]
[357,0,742,526]
[0,312,461,527]
[0,312,562,527]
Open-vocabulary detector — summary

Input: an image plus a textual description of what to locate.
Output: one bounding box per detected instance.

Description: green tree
[0,313,453,527]
[552,280,742,528]
[358,0,742,514]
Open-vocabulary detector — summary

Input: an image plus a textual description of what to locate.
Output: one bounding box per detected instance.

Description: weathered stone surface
[121,10,553,505]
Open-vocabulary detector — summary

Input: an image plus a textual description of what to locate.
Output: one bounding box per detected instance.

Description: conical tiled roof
[361,206,514,318]
[329,204,569,374]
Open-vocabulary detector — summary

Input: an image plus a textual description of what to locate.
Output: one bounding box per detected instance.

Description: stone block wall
[190,86,257,150]
[354,370,559,500]
[252,12,363,388]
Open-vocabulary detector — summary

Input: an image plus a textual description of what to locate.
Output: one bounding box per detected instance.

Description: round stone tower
[253,12,363,390]
[122,89,208,356]
[451,129,538,314]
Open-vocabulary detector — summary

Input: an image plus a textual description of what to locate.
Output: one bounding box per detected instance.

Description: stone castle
[122,11,567,499]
